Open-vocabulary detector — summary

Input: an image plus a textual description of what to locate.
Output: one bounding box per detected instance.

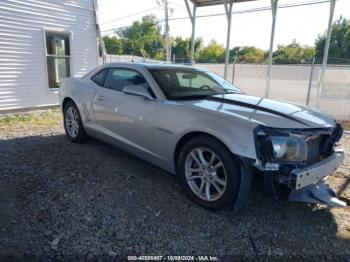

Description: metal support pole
[163,0,171,62]
[223,0,233,80]
[265,0,278,98]
[316,0,336,108]
[93,0,106,64]
[306,57,316,106]
[184,0,197,65]
[231,54,238,84]
[190,5,196,64]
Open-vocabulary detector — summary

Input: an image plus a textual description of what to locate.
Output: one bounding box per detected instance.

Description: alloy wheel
[65,106,80,138]
[185,147,227,201]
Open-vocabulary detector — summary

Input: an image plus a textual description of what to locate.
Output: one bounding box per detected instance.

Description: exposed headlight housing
[268,136,308,162]
[254,124,343,169]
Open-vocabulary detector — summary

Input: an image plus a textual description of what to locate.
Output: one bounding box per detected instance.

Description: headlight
[268,136,308,162]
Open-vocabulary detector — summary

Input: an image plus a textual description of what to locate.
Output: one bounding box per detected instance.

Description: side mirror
[122,84,154,100]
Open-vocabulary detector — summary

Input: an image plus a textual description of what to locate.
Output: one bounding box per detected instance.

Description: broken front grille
[307,123,343,165]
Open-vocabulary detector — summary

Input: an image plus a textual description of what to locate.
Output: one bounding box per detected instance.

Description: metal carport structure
[183,0,336,107]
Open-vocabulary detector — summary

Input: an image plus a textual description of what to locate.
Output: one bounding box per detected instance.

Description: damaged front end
[254,123,346,207]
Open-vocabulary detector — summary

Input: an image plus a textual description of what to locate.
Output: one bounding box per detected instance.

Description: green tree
[196,40,225,63]
[315,17,350,60]
[172,36,203,61]
[273,42,315,64]
[116,15,164,58]
[231,46,267,63]
[103,36,123,55]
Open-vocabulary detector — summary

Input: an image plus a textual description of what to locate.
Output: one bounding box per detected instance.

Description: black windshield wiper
[171,95,210,100]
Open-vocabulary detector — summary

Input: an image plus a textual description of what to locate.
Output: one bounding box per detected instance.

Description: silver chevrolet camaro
[59,63,346,211]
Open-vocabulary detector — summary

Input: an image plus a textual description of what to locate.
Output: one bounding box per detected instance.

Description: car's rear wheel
[63,100,88,143]
[178,135,241,210]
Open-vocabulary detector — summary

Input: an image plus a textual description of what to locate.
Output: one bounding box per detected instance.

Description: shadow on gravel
[0,134,349,258]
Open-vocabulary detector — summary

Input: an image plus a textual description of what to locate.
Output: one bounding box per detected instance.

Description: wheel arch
[62,97,75,112]
[173,131,237,172]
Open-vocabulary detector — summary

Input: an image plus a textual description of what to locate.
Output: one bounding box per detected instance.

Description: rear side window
[92,69,108,86]
[105,68,149,92]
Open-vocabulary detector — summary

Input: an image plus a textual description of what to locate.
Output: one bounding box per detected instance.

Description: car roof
[103,62,207,71]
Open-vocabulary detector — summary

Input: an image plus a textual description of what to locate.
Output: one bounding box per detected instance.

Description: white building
[0,0,101,111]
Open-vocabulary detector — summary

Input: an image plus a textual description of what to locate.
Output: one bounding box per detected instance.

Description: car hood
[181,94,335,129]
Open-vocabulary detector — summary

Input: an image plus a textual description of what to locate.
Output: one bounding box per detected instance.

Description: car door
[92,67,156,157]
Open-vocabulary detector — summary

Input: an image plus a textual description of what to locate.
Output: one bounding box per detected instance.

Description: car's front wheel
[178,136,241,210]
[63,100,88,143]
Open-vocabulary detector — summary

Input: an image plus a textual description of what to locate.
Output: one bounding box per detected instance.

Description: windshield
[148,68,243,100]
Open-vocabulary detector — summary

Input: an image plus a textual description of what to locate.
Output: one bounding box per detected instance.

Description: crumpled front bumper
[288,150,346,207]
[289,150,344,190]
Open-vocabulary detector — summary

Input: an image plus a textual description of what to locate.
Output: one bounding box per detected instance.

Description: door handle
[95,95,105,101]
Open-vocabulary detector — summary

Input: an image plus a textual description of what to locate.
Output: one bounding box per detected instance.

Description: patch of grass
[0,108,62,128]
[0,114,33,124]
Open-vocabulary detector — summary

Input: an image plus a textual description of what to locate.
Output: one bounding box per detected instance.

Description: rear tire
[178,135,241,211]
[63,100,88,143]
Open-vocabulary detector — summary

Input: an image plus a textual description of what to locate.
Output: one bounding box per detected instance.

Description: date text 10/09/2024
[127,256,219,261]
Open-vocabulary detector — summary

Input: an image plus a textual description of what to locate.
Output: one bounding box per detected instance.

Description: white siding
[0,0,98,110]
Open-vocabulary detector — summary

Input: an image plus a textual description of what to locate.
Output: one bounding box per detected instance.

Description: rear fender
[62,78,96,124]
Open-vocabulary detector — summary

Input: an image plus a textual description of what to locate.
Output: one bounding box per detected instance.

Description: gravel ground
[0,110,349,260]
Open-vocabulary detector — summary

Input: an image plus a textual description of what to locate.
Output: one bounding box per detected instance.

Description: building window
[46,32,70,89]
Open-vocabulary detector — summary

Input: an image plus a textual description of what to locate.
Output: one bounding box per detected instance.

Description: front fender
[176,117,258,160]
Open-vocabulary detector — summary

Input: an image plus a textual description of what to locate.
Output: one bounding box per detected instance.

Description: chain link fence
[199,60,350,121]
[102,54,164,64]
[100,55,350,120]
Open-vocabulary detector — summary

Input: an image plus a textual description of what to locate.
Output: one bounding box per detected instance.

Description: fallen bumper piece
[289,181,347,207]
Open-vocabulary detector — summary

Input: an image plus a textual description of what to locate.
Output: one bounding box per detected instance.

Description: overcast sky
[98,0,350,50]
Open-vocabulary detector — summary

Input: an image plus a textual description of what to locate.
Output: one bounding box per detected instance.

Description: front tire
[178,136,241,210]
[63,101,88,143]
